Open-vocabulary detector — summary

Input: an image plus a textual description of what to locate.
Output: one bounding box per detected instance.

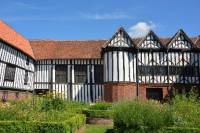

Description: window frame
[24,70,28,85]
[74,65,87,83]
[94,65,103,84]
[138,65,168,76]
[4,64,16,82]
[55,65,68,84]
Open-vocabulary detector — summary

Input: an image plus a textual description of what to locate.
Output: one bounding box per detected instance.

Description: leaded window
[55,65,68,83]
[184,66,199,76]
[74,65,87,83]
[138,66,150,75]
[138,66,167,75]
[94,65,103,83]
[169,66,177,75]
[4,64,16,82]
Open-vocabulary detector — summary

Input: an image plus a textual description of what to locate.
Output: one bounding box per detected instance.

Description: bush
[89,102,112,110]
[172,94,200,128]
[113,100,174,133]
[83,109,113,118]
[0,121,70,133]
[165,127,200,133]
[0,114,86,133]
[66,114,86,132]
[40,94,66,111]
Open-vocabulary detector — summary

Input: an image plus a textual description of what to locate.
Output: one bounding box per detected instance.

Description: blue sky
[1,0,200,40]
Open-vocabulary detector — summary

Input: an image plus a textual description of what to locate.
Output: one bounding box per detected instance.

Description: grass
[84,124,113,133]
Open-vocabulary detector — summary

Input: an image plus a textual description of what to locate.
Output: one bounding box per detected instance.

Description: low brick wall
[0,90,32,102]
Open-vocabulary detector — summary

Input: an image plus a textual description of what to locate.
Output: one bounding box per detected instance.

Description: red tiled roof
[30,37,200,60]
[0,20,34,59]
[30,40,107,60]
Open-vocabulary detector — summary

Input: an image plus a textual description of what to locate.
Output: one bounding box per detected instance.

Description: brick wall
[104,83,137,102]
[0,90,32,102]
[138,84,169,100]
[104,83,171,102]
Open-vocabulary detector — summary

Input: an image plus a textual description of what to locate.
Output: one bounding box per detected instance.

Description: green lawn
[84,124,113,133]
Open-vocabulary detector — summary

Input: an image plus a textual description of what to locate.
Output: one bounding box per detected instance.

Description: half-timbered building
[0,20,34,101]
[0,20,200,102]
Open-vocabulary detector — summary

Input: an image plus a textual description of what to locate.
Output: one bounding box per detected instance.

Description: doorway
[146,88,163,100]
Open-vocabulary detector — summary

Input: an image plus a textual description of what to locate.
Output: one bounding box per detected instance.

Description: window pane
[94,65,103,83]
[169,66,176,75]
[55,65,67,83]
[138,66,167,76]
[74,65,87,83]
[24,70,28,85]
[4,64,16,81]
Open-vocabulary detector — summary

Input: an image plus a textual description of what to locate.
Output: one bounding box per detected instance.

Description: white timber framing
[0,41,34,91]
[34,59,104,103]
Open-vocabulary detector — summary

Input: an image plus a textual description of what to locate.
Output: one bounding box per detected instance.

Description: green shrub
[41,95,66,111]
[64,101,89,113]
[113,100,174,133]
[172,94,200,128]
[66,114,86,132]
[83,109,113,118]
[165,127,200,133]
[0,96,88,122]
[0,121,70,133]
[89,102,112,110]
[0,114,86,133]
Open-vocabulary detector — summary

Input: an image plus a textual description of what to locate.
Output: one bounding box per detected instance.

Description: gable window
[4,64,16,82]
[55,65,68,83]
[74,65,87,83]
[94,65,103,83]
[24,70,28,85]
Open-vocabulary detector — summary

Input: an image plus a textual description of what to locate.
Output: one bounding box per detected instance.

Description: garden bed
[0,95,87,133]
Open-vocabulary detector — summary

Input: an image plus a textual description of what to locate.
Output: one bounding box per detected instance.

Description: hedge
[89,102,112,110]
[0,114,86,133]
[114,126,200,133]
[83,109,113,118]
[165,127,200,133]
[67,114,86,132]
[0,121,70,133]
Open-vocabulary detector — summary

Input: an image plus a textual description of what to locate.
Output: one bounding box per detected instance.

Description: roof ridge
[29,39,107,41]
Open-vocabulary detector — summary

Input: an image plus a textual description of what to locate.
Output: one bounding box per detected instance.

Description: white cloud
[80,12,132,20]
[128,22,156,38]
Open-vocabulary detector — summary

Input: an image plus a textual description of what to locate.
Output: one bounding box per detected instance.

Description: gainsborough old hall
[0,20,200,102]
